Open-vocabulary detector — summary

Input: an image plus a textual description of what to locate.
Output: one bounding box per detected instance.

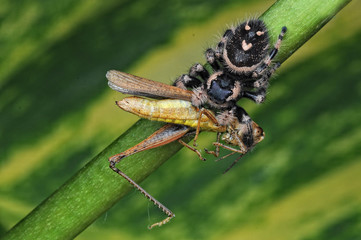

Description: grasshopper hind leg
[109,160,175,229]
[109,124,190,228]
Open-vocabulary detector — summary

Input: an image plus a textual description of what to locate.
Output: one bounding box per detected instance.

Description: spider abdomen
[223,20,270,72]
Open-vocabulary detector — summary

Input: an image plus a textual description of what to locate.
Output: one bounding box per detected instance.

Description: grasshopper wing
[106,70,193,101]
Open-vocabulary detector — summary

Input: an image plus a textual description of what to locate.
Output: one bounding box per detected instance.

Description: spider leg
[173,74,202,90]
[246,77,269,89]
[189,63,210,80]
[174,63,210,90]
[266,26,287,65]
[243,60,281,103]
[215,29,233,57]
[255,61,281,86]
[205,48,222,71]
[206,29,234,71]
[243,89,267,103]
[244,51,282,102]
[255,26,287,75]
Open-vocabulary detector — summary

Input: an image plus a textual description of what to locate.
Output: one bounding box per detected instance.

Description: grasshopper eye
[253,126,265,142]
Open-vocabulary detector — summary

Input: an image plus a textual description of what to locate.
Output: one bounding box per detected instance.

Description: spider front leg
[205,48,222,71]
[215,28,234,58]
[205,29,234,71]
[189,63,209,80]
[173,74,202,90]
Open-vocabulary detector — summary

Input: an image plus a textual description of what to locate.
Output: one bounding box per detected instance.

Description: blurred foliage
[1,0,361,239]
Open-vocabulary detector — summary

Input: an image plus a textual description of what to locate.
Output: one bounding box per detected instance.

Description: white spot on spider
[254,95,265,103]
[242,40,252,51]
[256,31,264,36]
[245,24,251,31]
[242,114,251,122]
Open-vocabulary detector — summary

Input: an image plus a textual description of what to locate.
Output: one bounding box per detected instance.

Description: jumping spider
[174,19,287,124]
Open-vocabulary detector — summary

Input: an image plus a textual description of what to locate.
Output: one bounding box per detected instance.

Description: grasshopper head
[221,107,265,153]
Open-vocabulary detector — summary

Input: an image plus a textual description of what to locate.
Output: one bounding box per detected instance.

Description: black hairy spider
[174,19,287,118]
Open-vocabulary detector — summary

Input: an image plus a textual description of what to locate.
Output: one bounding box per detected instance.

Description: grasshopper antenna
[223,154,245,174]
[215,151,237,162]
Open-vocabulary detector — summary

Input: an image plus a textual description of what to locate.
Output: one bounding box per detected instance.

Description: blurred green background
[1,0,361,239]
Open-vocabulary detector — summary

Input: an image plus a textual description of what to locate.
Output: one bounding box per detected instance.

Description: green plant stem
[3,0,351,239]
